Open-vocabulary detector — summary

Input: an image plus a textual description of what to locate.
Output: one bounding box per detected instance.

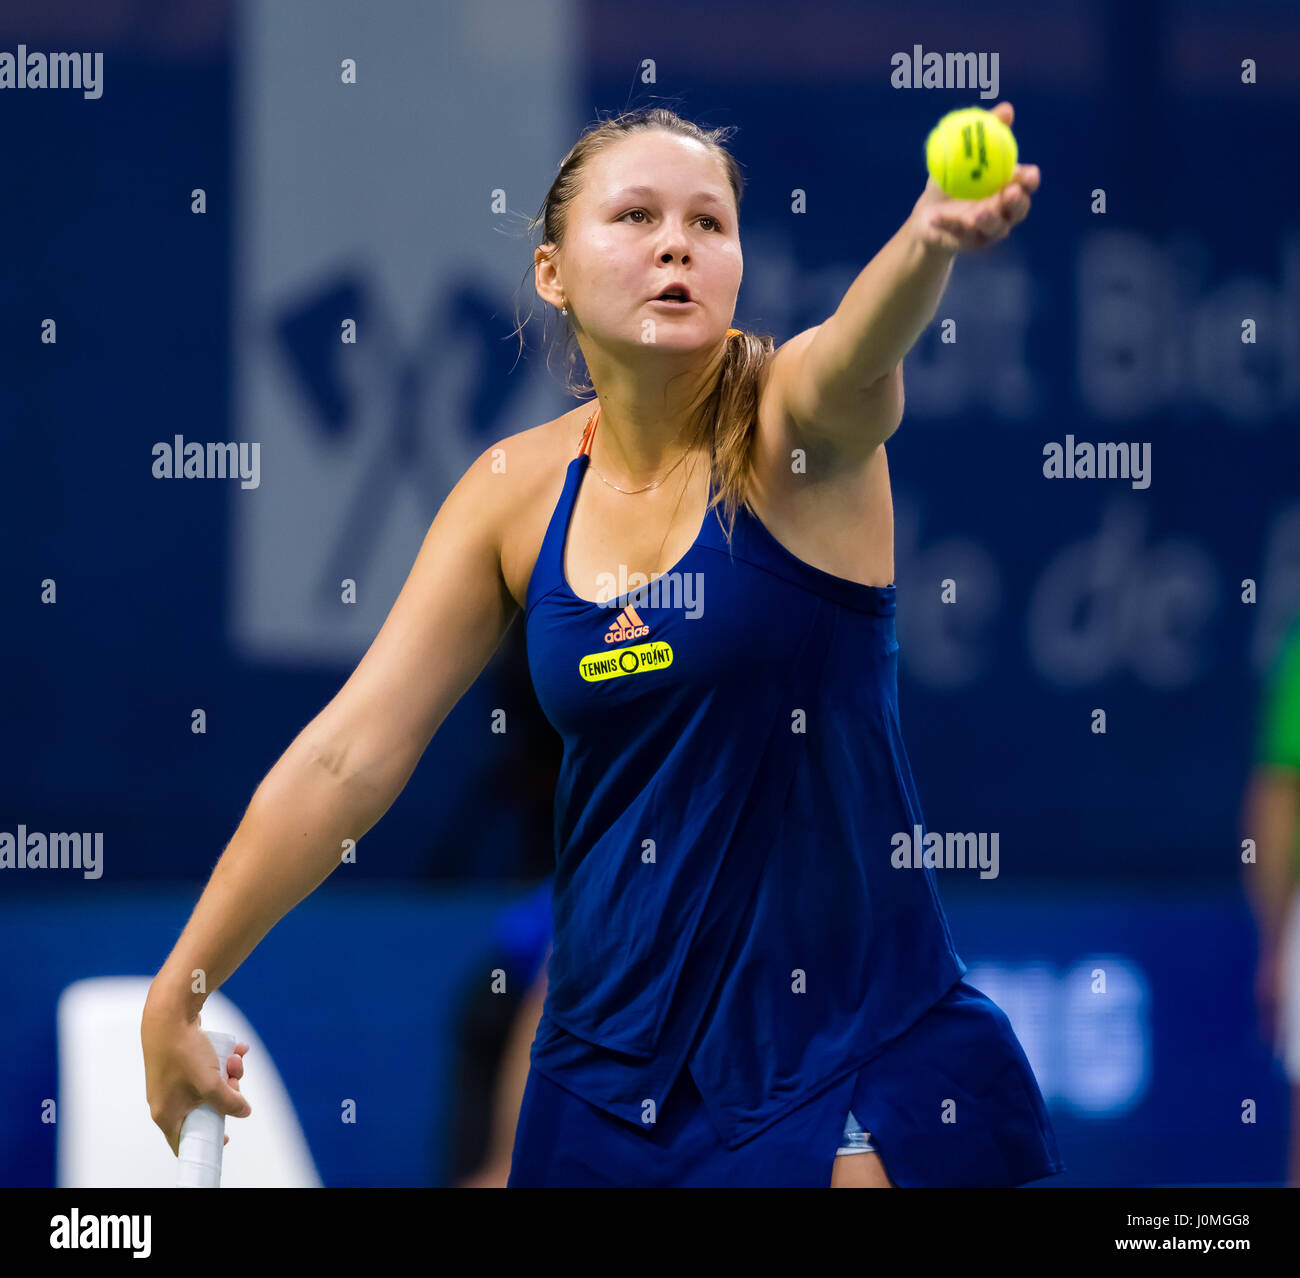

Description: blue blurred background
[2,0,1297,1186]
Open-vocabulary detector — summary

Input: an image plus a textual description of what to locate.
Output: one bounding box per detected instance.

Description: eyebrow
[604,185,729,209]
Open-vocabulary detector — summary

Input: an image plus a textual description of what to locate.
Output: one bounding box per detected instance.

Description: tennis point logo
[0,46,103,99]
[891,826,999,879]
[0,826,102,879]
[890,45,999,99]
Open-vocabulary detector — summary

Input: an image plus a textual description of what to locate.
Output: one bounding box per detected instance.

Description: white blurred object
[57,977,321,1187]
[1278,890,1300,1085]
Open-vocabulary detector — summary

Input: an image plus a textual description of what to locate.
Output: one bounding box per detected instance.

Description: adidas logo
[604,605,650,644]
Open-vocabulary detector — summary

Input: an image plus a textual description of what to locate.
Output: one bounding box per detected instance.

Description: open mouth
[651,285,693,306]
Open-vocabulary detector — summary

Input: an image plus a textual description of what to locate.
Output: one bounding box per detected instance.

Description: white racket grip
[176,1030,237,1188]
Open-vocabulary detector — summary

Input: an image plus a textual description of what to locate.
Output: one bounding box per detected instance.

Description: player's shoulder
[461,405,587,519]
[453,407,592,611]
[479,408,585,477]
[466,406,589,609]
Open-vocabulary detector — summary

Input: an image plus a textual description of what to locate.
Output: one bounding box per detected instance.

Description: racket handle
[176,1030,237,1188]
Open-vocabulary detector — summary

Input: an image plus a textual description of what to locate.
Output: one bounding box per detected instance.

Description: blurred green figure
[1244,615,1300,1187]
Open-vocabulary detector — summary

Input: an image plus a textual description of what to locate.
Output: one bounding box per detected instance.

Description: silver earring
[561,303,568,315]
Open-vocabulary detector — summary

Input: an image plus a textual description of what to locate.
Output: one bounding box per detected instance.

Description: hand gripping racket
[176,1030,237,1187]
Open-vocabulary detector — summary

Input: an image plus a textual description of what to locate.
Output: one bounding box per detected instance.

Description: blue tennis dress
[511,405,1064,1187]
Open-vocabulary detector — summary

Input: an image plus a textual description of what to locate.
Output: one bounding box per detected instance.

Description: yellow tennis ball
[925,107,1018,200]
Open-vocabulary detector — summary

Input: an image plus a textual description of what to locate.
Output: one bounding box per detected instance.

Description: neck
[581,347,725,480]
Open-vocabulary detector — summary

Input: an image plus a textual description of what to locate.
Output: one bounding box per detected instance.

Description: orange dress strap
[577,403,601,457]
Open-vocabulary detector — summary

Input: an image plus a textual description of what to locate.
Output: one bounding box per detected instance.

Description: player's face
[563,131,742,350]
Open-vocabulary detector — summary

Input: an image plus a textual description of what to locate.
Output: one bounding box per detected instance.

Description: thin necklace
[590,449,691,494]
[585,405,697,495]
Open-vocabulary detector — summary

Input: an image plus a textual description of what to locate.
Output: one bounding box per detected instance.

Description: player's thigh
[830,1140,894,1188]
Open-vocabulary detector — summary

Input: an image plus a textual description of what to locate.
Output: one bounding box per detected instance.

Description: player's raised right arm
[143,444,518,1146]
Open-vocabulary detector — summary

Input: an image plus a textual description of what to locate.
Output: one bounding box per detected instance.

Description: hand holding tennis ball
[912,101,1040,254]
[927,105,1018,198]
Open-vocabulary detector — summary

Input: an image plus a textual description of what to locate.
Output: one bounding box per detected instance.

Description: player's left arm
[766,101,1038,459]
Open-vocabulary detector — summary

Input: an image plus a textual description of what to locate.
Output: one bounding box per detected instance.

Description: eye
[620,209,725,232]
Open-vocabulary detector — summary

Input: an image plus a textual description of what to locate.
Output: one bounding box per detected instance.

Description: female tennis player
[143,101,1059,1187]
